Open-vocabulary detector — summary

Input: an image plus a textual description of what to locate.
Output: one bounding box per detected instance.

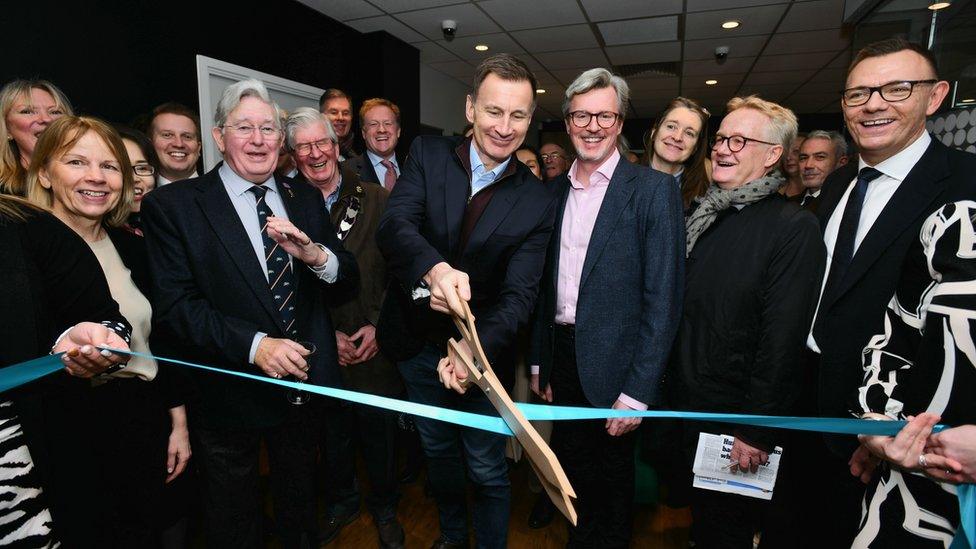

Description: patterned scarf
[685,172,784,256]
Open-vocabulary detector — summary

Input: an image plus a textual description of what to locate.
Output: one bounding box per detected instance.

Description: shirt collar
[469,141,510,180]
[219,163,276,196]
[568,149,620,189]
[859,131,931,182]
[367,149,396,168]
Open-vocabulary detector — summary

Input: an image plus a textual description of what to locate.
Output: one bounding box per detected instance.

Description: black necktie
[824,167,883,296]
[248,185,297,337]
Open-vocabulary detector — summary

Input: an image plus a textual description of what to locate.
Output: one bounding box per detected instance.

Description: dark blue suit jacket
[141,167,358,429]
[530,160,685,407]
[375,136,557,387]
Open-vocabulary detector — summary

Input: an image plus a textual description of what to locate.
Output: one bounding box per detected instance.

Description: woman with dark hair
[0,79,72,195]
[115,126,159,234]
[516,144,544,180]
[643,97,711,211]
[25,115,191,547]
[0,193,131,546]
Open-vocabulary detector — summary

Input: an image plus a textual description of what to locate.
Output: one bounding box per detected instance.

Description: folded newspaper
[692,433,782,501]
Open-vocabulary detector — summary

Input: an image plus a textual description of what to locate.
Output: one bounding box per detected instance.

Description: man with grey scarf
[664,95,825,548]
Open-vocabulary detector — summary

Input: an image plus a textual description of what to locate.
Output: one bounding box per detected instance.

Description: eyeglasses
[540,153,564,161]
[711,134,778,153]
[567,111,620,129]
[292,138,333,156]
[364,120,398,130]
[842,79,938,107]
[133,164,155,177]
[222,123,282,140]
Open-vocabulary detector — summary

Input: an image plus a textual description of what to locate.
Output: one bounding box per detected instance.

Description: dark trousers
[320,398,400,523]
[398,345,510,549]
[549,325,637,549]
[194,407,318,549]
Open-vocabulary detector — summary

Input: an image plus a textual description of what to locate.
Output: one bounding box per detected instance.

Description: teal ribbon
[3,349,973,545]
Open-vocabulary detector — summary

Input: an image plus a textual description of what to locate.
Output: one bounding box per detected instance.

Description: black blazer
[375,136,557,387]
[346,153,381,185]
[141,168,358,429]
[812,138,976,455]
[530,161,685,407]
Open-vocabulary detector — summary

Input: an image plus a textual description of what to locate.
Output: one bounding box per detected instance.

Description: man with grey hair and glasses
[142,79,358,548]
[528,68,684,547]
[797,129,848,212]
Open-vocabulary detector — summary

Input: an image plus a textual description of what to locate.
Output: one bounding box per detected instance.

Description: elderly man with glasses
[142,79,358,549]
[539,142,571,181]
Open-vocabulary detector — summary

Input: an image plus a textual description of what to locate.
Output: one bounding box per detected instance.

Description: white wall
[419,65,470,136]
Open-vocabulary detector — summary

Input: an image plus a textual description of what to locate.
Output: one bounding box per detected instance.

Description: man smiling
[148,102,201,186]
[348,98,402,190]
[376,54,556,549]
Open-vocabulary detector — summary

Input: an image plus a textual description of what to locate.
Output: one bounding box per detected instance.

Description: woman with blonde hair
[26,115,191,547]
[0,79,72,195]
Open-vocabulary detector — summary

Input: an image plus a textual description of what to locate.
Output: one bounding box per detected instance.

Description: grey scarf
[685,172,785,256]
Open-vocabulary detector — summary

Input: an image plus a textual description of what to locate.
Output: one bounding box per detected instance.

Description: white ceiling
[296,0,854,119]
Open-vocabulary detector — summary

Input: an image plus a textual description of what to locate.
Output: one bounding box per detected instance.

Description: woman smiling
[0,79,72,195]
[25,116,191,546]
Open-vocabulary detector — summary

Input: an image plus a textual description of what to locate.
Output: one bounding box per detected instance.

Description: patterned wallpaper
[927,107,976,154]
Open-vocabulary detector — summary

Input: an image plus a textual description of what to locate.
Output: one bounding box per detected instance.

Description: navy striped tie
[248,185,297,337]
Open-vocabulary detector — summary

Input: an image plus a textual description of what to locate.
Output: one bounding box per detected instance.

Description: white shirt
[806,132,932,352]
[156,171,198,187]
[218,164,340,362]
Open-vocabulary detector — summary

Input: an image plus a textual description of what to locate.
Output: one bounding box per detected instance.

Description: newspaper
[692,432,782,501]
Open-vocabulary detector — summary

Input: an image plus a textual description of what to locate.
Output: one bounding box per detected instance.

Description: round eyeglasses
[842,79,938,107]
[567,111,620,129]
[711,134,778,153]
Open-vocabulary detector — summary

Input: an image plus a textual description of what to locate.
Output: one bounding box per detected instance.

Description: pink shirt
[531,150,647,411]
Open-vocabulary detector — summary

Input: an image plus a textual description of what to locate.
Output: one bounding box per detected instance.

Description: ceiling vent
[613,61,680,79]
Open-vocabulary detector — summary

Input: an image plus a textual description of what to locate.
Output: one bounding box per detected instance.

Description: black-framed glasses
[222,123,282,140]
[133,163,155,177]
[567,110,620,129]
[292,138,333,156]
[540,152,564,161]
[711,134,778,153]
[842,79,938,107]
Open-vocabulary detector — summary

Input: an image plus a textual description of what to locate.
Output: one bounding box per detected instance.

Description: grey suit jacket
[530,160,685,407]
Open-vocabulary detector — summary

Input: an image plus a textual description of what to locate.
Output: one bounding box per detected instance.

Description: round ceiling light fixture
[722,20,741,29]
[928,1,951,9]
[705,79,718,85]
[475,44,489,51]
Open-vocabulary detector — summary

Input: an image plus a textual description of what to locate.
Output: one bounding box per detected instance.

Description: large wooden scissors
[446,301,578,525]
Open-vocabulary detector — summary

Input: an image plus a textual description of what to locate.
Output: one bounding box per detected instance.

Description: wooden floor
[321,459,690,549]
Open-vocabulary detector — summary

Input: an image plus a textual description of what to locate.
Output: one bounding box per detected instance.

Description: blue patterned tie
[824,167,883,296]
[248,185,297,337]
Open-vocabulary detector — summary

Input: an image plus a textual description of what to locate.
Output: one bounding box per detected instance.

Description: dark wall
[2,0,419,158]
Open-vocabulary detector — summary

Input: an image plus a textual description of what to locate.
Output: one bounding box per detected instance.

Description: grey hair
[213,79,283,129]
[562,68,630,120]
[284,107,337,151]
[805,129,848,158]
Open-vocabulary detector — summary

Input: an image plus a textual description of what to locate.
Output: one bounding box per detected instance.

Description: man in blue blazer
[142,79,358,548]
[376,54,556,549]
[529,68,684,548]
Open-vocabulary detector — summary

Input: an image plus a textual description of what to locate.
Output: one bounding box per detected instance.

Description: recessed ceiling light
[474,44,489,51]
[721,20,741,29]
[928,1,951,9]
[705,79,718,85]
[536,88,547,94]
[962,98,975,103]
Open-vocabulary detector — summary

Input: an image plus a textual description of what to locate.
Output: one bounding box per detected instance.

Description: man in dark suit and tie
[376,54,557,549]
[142,79,357,549]
[797,129,848,213]
[528,68,684,548]
[795,38,976,547]
[347,98,402,191]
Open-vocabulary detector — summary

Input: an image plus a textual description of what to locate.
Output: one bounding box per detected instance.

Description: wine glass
[287,340,316,406]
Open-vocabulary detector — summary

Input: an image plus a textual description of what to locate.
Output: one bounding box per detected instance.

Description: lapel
[276,176,305,294]
[822,140,951,310]
[464,176,523,255]
[579,160,637,287]
[445,138,473,255]
[362,154,381,185]
[816,162,858,233]
[548,176,572,290]
[195,170,280,325]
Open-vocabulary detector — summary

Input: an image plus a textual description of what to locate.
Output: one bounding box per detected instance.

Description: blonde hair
[25,116,134,227]
[1,80,74,195]
[726,95,798,151]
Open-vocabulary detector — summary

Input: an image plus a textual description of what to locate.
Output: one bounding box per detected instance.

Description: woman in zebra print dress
[851,200,976,547]
[0,194,131,547]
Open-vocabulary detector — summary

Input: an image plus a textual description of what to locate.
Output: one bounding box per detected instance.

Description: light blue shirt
[367,150,399,185]
[469,142,510,198]
[218,164,340,363]
[323,175,342,213]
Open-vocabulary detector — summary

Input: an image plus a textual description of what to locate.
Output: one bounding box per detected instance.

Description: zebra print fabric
[0,401,59,548]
